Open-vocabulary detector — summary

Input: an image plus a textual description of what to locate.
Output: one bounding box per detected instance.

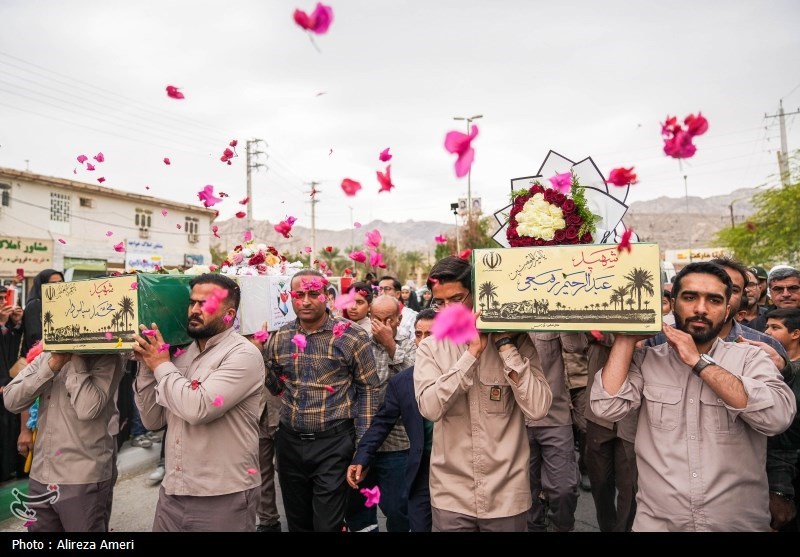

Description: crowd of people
[1,257,799,532]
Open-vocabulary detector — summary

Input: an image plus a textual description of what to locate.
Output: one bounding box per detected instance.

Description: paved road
[0,443,600,532]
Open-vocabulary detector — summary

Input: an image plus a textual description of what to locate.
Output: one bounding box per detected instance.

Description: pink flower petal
[174,347,187,357]
[616,228,634,253]
[142,329,157,337]
[324,385,335,393]
[130,282,138,290]
[548,172,572,194]
[212,225,220,238]
[379,147,392,162]
[158,343,170,353]
[94,152,105,163]
[113,241,125,253]
[253,330,269,343]
[86,163,96,171]
[77,154,88,164]
[349,250,367,263]
[97,177,106,184]
[212,395,224,407]
[58,238,66,244]
[445,125,479,178]
[353,222,361,228]
[304,246,312,253]
[369,250,386,268]
[223,314,233,324]
[161,209,168,216]
[105,230,114,237]
[334,290,357,311]
[341,178,362,197]
[243,230,252,242]
[360,485,381,508]
[235,211,246,219]
[291,333,307,352]
[166,85,185,99]
[104,332,113,340]
[197,185,223,208]
[364,229,382,250]
[163,157,171,165]
[607,167,638,187]
[431,304,478,345]
[590,330,604,341]
[434,234,447,244]
[247,467,258,475]
[332,321,351,337]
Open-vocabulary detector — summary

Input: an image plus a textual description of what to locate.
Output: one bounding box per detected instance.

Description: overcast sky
[1,0,798,235]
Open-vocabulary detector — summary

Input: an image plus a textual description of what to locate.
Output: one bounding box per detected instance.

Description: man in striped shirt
[265,269,380,532]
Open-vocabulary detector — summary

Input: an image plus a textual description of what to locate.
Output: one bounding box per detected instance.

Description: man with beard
[645,258,791,379]
[590,262,796,531]
[132,273,265,531]
[738,268,768,331]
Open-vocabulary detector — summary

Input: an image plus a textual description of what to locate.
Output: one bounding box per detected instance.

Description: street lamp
[453,114,483,235]
[450,202,461,253]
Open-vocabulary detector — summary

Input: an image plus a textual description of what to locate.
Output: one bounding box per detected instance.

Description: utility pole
[245,139,268,231]
[683,174,692,263]
[348,206,354,249]
[306,182,320,258]
[766,100,799,187]
[453,114,483,242]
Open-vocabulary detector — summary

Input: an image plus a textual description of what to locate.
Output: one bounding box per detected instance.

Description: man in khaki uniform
[4,352,124,532]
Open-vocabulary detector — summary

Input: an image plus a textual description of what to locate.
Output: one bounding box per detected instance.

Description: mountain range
[211,187,760,256]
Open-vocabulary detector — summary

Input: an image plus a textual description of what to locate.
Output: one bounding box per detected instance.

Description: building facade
[0,167,215,299]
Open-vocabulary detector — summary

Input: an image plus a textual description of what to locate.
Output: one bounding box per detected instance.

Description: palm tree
[626,298,635,311]
[602,302,608,311]
[644,301,650,311]
[625,267,655,311]
[609,293,620,311]
[119,296,135,331]
[612,286,628,311]
[110,313,118,332]
[43,311,53,334]
[478,282,498,311]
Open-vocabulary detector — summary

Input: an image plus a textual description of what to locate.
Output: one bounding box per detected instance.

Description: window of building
[79,197,94,208]
[186,216,199,243]
[135,208,152,239]
[0,184,10,207]
[50,192,71,222]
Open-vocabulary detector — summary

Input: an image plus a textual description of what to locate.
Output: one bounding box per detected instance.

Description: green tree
[715,166,800,266]
[210,244,228,266]
[625,268,655,311]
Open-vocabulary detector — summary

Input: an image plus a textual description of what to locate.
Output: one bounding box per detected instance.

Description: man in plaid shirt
[265,270,380,532]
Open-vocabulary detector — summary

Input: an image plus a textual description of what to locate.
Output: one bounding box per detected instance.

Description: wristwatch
[494,337,514,351]
[692,353,717,376]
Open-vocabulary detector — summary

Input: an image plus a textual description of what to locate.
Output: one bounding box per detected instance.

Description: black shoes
[256,522,282,532]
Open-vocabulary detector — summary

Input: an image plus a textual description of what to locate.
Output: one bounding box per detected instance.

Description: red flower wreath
[506,183,593,247]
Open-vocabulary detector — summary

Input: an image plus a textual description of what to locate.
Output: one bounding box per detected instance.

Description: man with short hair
[344,294,416,532]
[414,256,553,532]
[769,267,800,310]
[752,266,770,307]
[591,262,796,531]
[738,268,767,331]
[132,273,266,532]
[764,308,800,531]
[378,275,417,339]
[265,270,380,532]
[645,258,791,378]
[348,309,437,532]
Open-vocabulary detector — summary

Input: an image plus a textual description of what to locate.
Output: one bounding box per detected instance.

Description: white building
[0,167,215,293]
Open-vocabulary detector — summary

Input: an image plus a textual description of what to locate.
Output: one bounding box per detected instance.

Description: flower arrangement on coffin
[506,174,600,247]
[220,240,301,276]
